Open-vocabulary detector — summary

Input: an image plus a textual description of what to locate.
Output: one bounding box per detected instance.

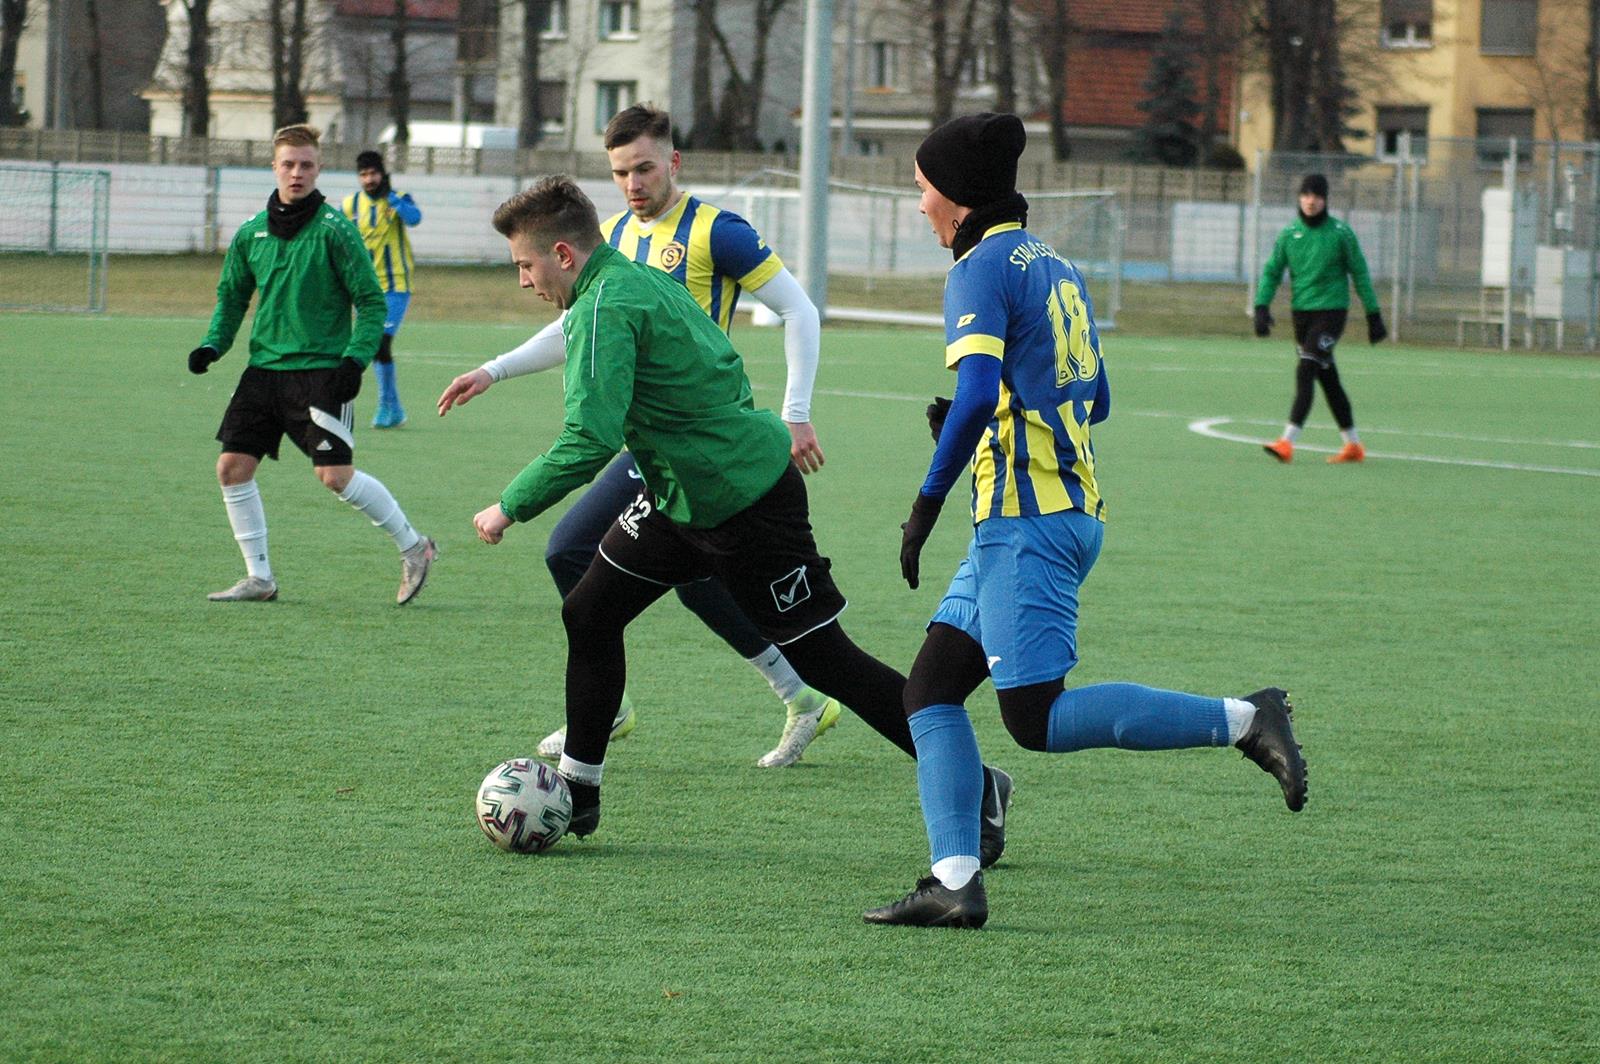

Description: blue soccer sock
[908,704,985,865]
[374,359,399,407]
[1046,683,1229,753]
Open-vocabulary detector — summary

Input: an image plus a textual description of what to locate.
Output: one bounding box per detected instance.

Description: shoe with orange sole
[1328,442,1366,464]
[1262,438,1293,463]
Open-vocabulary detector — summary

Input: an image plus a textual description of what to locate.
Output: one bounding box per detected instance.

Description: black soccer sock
[1289,356,1318,426]
[375,333,394,365]
[560,560,670,765]
[781,622,917,758]
[675,577,772,659]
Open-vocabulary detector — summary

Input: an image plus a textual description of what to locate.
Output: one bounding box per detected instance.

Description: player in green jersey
[189,124,436,605]
[1254,173,1388,465]
[470,176,1010,852]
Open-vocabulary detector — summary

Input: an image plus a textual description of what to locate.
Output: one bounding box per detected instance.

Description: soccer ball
[475,758,572,853]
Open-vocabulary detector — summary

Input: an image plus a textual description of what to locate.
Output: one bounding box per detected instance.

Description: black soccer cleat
[1236,687,1307,811]
[864,873,988,929]
[563,778,601,837]
[979,765,1013,869]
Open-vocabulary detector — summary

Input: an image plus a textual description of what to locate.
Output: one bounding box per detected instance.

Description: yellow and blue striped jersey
[341,189,418,294]
[599,194,783,332]
[945,223,1109,524]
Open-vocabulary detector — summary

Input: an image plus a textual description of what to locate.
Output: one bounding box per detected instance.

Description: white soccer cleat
[207,576,278,602]
[537,704,637,760]
[397,536,437,605]
[757,691,842,768]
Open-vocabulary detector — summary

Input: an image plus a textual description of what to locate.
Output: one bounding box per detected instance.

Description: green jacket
[501,243,793,529]
[1255,213,1380,314]
[202,199,386,370]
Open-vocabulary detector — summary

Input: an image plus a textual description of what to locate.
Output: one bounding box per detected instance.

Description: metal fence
[0,163,110,312]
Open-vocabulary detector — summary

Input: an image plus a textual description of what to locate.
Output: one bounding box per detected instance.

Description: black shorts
[595,463,847,645]
[216,365,355,466]
[1291,309,1348,367]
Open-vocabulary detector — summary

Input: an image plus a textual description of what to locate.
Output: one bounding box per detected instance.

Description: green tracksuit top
[500,243,793,529]
[201,199,386,370]
[1255,213,1381,314]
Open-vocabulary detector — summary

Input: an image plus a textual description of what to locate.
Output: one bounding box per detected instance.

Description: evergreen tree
[1133,10,1201,166]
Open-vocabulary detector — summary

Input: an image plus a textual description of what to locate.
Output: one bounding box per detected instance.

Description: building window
[1380,0,1432,48]
[540,80,567,133]
[1476,108,1535,165]
[1481,0,1537,55]
[1375,106,1429,159]
[868,41,898,90]
[960,46,993,89]
[595,81,637,132]
[599,0,638,39]
[541,0,568,39]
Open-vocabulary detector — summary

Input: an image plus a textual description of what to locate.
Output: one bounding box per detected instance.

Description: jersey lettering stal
[600,194,783,331]
[945,223,1109,523]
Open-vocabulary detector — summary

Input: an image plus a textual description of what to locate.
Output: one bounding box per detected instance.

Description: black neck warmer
[267,189,326,240]
[951,191,1031,261]
[1299,208,1328,228]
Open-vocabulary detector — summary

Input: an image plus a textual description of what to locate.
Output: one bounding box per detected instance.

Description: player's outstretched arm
[749,267,824,472]
[439,316,568,417]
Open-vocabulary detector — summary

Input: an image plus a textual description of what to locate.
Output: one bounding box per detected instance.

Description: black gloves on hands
[899,493,944,590]
[331,357,365,404]
[926,396,952,444]
[1253,306,1273,338]
[187,346,220,374]
[1367,311,1388,344]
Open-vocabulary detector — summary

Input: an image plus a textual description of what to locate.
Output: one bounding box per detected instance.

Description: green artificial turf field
[1,309,1596,1062]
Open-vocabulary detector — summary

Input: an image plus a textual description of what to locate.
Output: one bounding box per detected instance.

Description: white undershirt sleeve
[747,267,820,423]
[481,313,567,381]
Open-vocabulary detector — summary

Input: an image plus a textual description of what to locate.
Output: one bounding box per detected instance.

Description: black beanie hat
[356,150,386,173]
[1299,173,1329,198]
[916,113,1026,208]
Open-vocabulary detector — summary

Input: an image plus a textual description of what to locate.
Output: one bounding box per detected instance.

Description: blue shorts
[929,508,1104,689]
[383,292,411,336]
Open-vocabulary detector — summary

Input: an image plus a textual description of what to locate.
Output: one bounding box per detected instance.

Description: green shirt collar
[572,242,620,302]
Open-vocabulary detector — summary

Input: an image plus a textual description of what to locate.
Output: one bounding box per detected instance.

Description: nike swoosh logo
[626,469,643,480]
[987,655,1001,668]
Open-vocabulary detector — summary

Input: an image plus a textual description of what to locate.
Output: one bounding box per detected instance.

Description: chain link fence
[0,164,110,312]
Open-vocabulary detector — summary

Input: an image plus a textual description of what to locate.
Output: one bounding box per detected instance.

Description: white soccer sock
[221,480,272,581]
[1341,428,1361,444]
[337,470,421,552]
[1282,423,1302,443]
[932,856,980,890]
[557,754,604,786]
[747,645,806,703]
[1224,697,1256,744]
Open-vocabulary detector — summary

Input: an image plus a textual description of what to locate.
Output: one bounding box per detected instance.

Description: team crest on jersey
[660,242,687,270]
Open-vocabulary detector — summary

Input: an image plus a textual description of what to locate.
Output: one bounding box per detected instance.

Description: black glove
[1367,311,1388,345]
[187,345,220,374]
[330,357,365,404]
[899,493,944,590]
[1253,306,1273,338]
[926,396,952,444]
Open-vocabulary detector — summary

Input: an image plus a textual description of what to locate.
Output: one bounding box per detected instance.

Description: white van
[377,122,519,150]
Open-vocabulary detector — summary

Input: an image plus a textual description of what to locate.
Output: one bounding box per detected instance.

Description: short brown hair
[492,175,600,251]
[273,124,322,152]
[603,104,673,151]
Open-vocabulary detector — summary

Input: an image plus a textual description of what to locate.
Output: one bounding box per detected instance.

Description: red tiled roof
[336,0,459,18]
[1064,42,1235,129]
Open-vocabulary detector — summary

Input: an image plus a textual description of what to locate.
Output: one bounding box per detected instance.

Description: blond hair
[272,124,322,153]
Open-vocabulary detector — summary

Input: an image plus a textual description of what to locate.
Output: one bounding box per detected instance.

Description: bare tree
[927,0,983,127]
[1503,0,1591,140]
[179,0,210,136]
[389,0,410,147]
[1197,0,1243,164]
[992,0,1016,114]
[688,0,797,148]
[0,0,27,127]
[518,0,549,148]
[1023,0,1071,160]
[1589,0,1600,140]
[270,0,309,129]
[82,0,106,128]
